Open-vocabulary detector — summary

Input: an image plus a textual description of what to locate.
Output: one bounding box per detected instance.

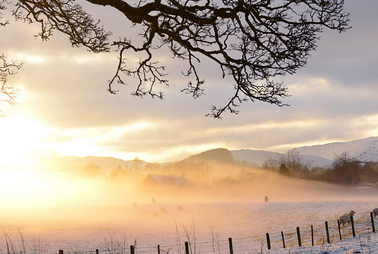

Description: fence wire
[0,214,376,254]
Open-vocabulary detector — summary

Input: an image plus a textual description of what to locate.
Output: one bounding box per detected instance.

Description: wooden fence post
[185,242,189,254]
[311,225,314,246]
[337,219,342,241]
[281,231,285,249]
[351,215,356,237]
[130,245,135,254]
[371,212,376,233]
[266,233,271,250]
[325,221,330,244]
[296,227,302,247]
[59,250,63,254]
[157,245,160,254]
[228,237,234,254]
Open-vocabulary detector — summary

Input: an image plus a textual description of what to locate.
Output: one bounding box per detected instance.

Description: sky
[1,0,378,166]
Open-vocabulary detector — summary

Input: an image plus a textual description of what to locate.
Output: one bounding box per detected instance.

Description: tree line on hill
[261,151,378,186]
[77,156,214,188]
[76,150,378,188]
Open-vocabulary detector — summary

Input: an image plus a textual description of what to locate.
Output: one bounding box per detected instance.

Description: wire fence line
[2,213,376,254]
[58,212,376,254]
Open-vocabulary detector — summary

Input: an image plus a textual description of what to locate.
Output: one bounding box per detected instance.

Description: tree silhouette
[79,163,105,178]
[331,152,361,185]
[0,54,21,110]
[1,4,22,114]
[108,165,129,184]
[8,0,349,117]
[278,163,290,176]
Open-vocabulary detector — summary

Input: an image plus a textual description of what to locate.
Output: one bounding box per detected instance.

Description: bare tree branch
[0,4,22,115]
[0,54,22,115]
[9,0,350,117]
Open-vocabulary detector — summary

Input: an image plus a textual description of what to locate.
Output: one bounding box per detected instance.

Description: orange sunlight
[0,168,113,214]
[0,115,54,166]
[0,170,60,208]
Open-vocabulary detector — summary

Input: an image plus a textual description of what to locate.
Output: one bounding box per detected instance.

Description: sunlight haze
[0,1,376,165]
[0,0,378,224]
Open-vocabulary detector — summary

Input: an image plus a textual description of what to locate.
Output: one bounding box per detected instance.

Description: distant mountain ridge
[231,137,378,168]
[40,136,378,171]
[230,149,280,167]
[230,149,333,168]
[290,136,378,162]
[184,148,236,164]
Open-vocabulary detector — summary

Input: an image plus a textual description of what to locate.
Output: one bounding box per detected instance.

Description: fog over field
[0,157,377,253]
[1,0,378,252]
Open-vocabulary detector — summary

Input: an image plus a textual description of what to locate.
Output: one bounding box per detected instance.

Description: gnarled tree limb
[10,0,350,117]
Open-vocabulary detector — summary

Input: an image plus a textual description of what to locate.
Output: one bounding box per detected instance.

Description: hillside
[38,137,378,173]
[231,137,378,168]
[230,149,333,168]
[184,148,236,164]
[230,149,280,167]
[290,136,378,162]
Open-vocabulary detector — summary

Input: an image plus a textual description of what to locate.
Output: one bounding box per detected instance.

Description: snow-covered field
[1,200,378,254]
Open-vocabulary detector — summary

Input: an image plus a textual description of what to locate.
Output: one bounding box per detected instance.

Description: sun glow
[0,170,59,208]
[0,168,111,212]
[0,115,55,166]
[0,114,159,166]
[14,53,47,64]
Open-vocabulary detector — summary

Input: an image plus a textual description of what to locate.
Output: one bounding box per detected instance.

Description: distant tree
[307,166,328,181]
[278,163,290,176]
[4,0,350,117]
[131,156,143,173]
[262,151,377,185]
[262,151,310,178]
[144,162,161,174]
[261,155,280,171]
[331,152,361,185]
[108,164,128,183]
[360,162,378,184]
[283,151,310,178]
[238,160,259,168]
[237,168,257,182]
[79,163,105,178]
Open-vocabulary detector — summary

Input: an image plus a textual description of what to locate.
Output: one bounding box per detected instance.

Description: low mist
[0,157,377,251]
[1,157,376,225]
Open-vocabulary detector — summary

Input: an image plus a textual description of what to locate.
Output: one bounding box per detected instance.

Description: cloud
[2,0,378,162]
[293,1,378,89]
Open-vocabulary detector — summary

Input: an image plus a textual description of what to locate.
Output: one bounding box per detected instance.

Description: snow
[231,150,333,168]
[268,233,378,253]
[231,150,281,167]
[291,137,378,162]
[231,137,378,169]
[1,200,378,254]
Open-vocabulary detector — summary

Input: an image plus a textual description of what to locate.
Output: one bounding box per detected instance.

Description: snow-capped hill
[300,154,333,168]
[231,149,333,168]
[290,136,378,162]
